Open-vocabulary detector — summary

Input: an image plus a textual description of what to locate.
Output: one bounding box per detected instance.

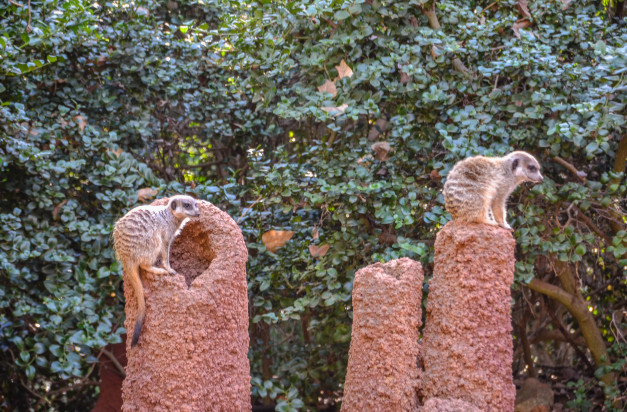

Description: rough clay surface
[121,199,250,411]
[421,221,516,411]
[341,258,423,412]
[421,397,483,412]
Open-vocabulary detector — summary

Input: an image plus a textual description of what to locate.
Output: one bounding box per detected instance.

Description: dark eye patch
[528,165,537,172]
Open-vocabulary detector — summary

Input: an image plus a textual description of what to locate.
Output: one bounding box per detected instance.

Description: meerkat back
[113,205,165,266]
[443,156,498,223]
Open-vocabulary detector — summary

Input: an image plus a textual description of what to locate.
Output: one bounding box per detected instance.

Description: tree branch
[612,135,627,182]
[572,204,612,245]
[101,348,126,378]
[554,156,587,183]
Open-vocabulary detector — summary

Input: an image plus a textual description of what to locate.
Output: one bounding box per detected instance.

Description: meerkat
[443,151,543,230]
[112,195,200,347]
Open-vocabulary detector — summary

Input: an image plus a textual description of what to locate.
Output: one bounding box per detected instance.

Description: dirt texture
[421,220,516,411]
[341,258,423,412]
[121,198,250,411]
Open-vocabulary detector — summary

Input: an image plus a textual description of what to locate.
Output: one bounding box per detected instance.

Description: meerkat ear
[170,200,177,210]
[512,158,519,171]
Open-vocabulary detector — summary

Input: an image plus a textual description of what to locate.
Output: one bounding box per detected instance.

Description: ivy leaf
[334,10,350,21]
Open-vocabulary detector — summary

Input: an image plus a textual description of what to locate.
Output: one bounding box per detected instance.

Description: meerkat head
[169,195,200,219]
[507,151,543,184]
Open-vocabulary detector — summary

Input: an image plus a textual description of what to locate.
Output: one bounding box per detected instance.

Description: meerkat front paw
[166,267,177,276]
[500,222,513,231]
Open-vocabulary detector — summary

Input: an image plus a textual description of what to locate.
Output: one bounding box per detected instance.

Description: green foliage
[1,0,625,410]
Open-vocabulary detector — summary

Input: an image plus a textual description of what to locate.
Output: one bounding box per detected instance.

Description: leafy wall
[0,0,625,410]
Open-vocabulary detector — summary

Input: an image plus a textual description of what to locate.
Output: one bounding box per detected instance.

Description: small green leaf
[334,10,350,20]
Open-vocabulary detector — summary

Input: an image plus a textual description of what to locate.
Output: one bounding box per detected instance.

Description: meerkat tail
[126,264,146,347]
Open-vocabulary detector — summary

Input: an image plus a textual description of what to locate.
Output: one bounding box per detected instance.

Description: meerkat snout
[169,195,200,219]
[509,151,543,184]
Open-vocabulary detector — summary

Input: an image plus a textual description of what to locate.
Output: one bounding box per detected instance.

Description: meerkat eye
[528,165,537,172]
[184,203,190,209]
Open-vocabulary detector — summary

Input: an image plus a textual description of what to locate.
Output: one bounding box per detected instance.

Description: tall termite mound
[121,198,250,411]
[341,258,423,412]
[421,220,516,411]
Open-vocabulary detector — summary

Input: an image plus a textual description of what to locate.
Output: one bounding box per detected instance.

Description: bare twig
[481,1,498,13]
[572,204,612,245]
[100,348,126,378]
[237,196,263,224]
[27,0,32,33]
[420,2,473,78]
[7,0,25,7]
[554,156,587,183]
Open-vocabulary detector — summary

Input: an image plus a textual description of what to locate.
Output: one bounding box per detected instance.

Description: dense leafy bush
[1,0,625,410]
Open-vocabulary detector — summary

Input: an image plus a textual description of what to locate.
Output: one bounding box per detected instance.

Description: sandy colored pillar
[122,199,250,411]
[342,258,423,411]
[421,221,516,411]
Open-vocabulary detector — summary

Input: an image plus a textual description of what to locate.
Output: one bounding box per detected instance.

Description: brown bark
[526,256,613,387]
[518,311,537,378]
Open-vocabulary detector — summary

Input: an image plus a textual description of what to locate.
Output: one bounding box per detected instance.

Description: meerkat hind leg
[160,238,177,275]
[139,263,170,276]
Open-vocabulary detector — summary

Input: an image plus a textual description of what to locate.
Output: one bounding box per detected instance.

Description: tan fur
[443,151,543,230]
[113,195,200,347]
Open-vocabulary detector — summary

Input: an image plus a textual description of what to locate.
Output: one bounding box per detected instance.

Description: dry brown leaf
[19,122,39,136]
[317,79,337,97]
[512,19,533,39]
[137,187,159,202]
[312,227,319,240]
[96,55,108,67]
[73,115,86,131]
[368,118,389,141]
[309,244,330,258]
[399,69,410,85]
[371,141,393,161]
[431,45,440,59]
[560,0,571,10]
[430,169,441,183]
[378,232,397,246]
[517,0,532,19]
[335,59,353,79]
[53,199,68,220]
[107,148,123,157]
[356,154,373,166]
[321,103,348,116]
[480,15,486,25]
[262,230,295,253]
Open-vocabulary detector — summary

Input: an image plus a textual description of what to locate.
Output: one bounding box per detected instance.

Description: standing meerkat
[113,195,200,347]
[443,151,543,230]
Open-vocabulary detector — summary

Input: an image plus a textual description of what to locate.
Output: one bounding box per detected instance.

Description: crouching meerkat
[113,195,200,347]
[443,151,543,230]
